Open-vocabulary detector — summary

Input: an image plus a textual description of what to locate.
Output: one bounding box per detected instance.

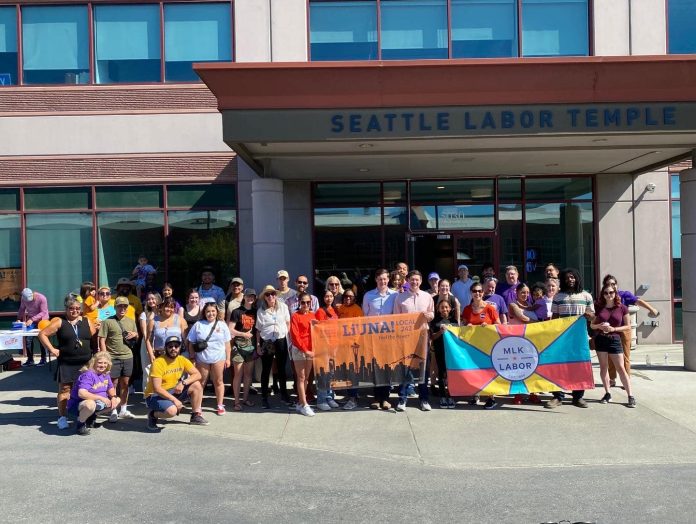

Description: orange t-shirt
[290,311,316,352]
[461,303,499,325]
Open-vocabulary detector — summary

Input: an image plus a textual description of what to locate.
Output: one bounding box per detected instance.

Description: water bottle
[646,354,652,367]
[664,353,669,366]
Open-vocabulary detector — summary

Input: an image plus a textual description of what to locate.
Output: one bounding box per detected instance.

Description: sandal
[233,403,243,411]
[243,399,254,407]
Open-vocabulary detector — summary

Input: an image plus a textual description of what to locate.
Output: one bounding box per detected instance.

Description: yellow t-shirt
[144,355,196,397]
[83,295,98,322]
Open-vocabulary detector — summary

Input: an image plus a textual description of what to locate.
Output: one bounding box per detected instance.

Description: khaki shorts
[291,346,312,362]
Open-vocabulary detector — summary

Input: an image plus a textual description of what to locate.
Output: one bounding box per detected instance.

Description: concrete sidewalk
[1,344,693,470]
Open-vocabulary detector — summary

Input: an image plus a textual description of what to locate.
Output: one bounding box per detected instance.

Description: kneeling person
[144,335,208,431]
[67,352,121,435]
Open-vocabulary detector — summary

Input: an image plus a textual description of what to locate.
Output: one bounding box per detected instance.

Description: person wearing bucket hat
[17,287,49,366]
[256,285,292,409]
[115,277,142,320]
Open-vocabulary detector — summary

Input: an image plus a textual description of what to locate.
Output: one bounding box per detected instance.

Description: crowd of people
[14,257,660,434]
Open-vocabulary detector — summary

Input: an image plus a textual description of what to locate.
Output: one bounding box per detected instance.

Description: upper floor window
[309,0,590,60]
[22,5,89,84]
[668,0,696,54]
[0,7,17,85]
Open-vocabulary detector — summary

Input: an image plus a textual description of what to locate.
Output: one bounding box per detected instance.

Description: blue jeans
[398,355,429,403]
[317,388,334,404]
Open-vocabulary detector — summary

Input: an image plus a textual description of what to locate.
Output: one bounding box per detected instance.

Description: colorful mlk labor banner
[312,313,429,390]
[444,316,594,396]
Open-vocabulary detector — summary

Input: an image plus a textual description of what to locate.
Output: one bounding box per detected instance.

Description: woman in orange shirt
[290,292,317,417]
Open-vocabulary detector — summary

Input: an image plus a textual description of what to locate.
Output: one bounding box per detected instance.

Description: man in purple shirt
[394,270,435,412]
[17,288,49,366]
[483,277,508,324]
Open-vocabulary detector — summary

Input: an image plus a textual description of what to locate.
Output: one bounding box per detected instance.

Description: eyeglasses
[266,293,277,297]
[300,300,312,305]
[67,307,81,311]
[328,282,339,286]
[471,289,484,294]
[297,281,308,285]
[165,344,181,349]
[98,291,111,295]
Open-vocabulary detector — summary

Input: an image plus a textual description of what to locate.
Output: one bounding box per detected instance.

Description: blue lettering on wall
[401,113,414,131]
[481,112,496,129]
[331,115,344,133]
[664,106,676,125]
[626,107,640,126]
[419,113,432,131]
[501,111,514,128]
[437,112,449,131]
[349,114,361,132]
[539,110,553,128]
[604,109,620,126]
[567,109,581,127]
[366,115,381,132]
[585,109,598,127]
[520,111,534,128]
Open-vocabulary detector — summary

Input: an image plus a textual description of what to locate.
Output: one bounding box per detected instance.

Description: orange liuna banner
[311,312,429,390]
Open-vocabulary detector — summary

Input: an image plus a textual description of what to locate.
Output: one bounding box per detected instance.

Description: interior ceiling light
[358,168,370,172]
[359,143,373,148]
[436,186,445,190]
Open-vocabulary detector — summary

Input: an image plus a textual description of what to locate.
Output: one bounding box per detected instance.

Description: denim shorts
[67,399,109,418]
[146,386,190,412]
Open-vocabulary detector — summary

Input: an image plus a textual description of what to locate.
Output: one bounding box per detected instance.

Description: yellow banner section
[311,312,429,390]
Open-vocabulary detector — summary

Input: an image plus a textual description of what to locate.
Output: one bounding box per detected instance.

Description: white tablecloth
[0,330,40,351]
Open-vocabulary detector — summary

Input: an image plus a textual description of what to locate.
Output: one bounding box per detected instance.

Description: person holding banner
[431,299,457,408]
[590,284,635,407]
[315,290,340,411]
[507,284,542,405]
[363,268,398,410]
[337,290,363,410]
[289,293,317,417]
[394,270,435,412]
[462,282,501,409]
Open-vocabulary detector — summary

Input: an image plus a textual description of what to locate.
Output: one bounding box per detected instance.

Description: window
[0,189,19,211]
[0,214,21,312]
[94,5,161,84]
[309,1,378,61]
[0,7,17,85]
[524,177,592,200]
[380,0,448,59]
[24,187,91,210]
[668,0,696,54]
[164,3,232,82]
[167,184,237,208]
[314,183,380,206]
[26,213,94,311]
[451,0,517,58]
[96,186,163,209]
[22,5,89,84]
[521,0,588,57]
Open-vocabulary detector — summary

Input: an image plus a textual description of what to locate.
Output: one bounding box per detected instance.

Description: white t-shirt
[256,302,290,341]
[187,319,231,364]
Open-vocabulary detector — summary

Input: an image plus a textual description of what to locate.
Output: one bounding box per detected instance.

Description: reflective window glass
[24,187,91,210]
[521,0,588,57]
[0,189,19,210]
[410,205,436,229]
[310,1,377,61]
[380,0,448,60]
[96,186,163,209]
[498,203,522,275]
[314,183,380,206]
[164,3,232,82]
[94,5,161,84]
[0,7,18,86]
[498,178,522,200]
[315,228,383,284]
[314,207,381,227]
[383,182,407,204]
[525,202,594,292]
[451,0,517,58]
[167,184,237,208]
[97,212,164,290]
[524,177,592,200]
[168,209,237,295]
[411,179,495,203]
[671,174,680,200]
[669,0,696,54]
[674,302,682,341]
[26,213,93,311]
[22,5,89,85]
[0,214,21,312]
[384,206,408,226]
[436,204,494,229]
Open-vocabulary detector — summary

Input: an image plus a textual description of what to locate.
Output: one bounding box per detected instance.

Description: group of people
[17,258,659,434]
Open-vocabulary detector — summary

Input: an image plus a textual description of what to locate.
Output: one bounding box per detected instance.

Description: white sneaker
[57,416,69,430]
[118,410,135,419]
[343,398,357,410]
[316,402,331,411]
[327,399,339,409]
[420,400,432,412]
[295,403,303,413]
[396,401,406,412]
[108,411,118,423]
[300,404,315,417]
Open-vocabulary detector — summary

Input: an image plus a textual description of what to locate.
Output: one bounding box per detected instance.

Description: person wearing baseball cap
[276,270,297,305]
[144,335,207,431]
[225,276,245,321]
[17,287,49,366]
[426,272,440,296]
[229,288,258,411]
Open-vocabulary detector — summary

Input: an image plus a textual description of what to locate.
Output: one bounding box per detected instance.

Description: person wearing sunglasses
[314,290,340,411]
[287,275,319,314]
[256,285,292,409]
[289,292,317,416]
[590,284,635,407]
[324,276,344,307]
[39,298,98,430]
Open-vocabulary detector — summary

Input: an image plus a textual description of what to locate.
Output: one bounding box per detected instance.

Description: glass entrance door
[408,233,496,281]
[455,234,495,279]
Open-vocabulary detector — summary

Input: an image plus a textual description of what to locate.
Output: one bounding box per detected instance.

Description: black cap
[164,335,181,347]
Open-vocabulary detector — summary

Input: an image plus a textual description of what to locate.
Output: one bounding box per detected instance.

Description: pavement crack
[405,412,425,464]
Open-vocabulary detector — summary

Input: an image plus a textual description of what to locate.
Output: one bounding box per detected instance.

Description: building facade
[1,0,695,362]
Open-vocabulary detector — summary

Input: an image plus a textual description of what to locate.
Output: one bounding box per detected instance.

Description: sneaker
[343,398,357,410]
[396,401,406,412]
[216,404,226,416]
[600,393,612,404]
[118,410,135,420]
[544,398,563,409]
[108,411,118,423]
[190,413,209,426]
[483,398,496,410]
[420,400,432,412]
[316,402,331,411]
[76,422,90,436]
[439,398,448,408]
[380,400,392,410]
[85,414,98,428]
[369,402,380,410]
[627,396,636,408]
[36,359,46,367]
[57,416,69,430]
[300,404,315,417]
[22,360,35,367]
[147,410,159,431]
[513,394,523,405]
[528,393,542,405]
[262,398,271,410]
[327,399,340,409]
[447,397,456,409]
[468,395,480,406]
[572,398,589,408]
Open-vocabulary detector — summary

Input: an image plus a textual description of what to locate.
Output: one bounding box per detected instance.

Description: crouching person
[67,352,121,436]
[144,335,208,431]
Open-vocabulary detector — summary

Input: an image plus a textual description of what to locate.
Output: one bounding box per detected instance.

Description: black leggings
[260,337,290,401]
[433,346,450,398]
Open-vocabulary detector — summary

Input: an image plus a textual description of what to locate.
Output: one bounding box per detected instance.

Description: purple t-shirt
[617,290,637,307]
[531,297,552,321]
[594,304,629,340]
[484,293,508,317]
[67,370,113,410]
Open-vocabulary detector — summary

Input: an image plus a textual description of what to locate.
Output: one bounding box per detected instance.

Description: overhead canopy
[195,56,696,179]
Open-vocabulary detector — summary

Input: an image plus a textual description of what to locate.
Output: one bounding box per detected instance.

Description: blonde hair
[325,276,345,295]
[81,351,113,373]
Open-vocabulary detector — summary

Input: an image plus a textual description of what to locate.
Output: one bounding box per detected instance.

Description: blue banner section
[537,317,591,365]
[443,330,492,371]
